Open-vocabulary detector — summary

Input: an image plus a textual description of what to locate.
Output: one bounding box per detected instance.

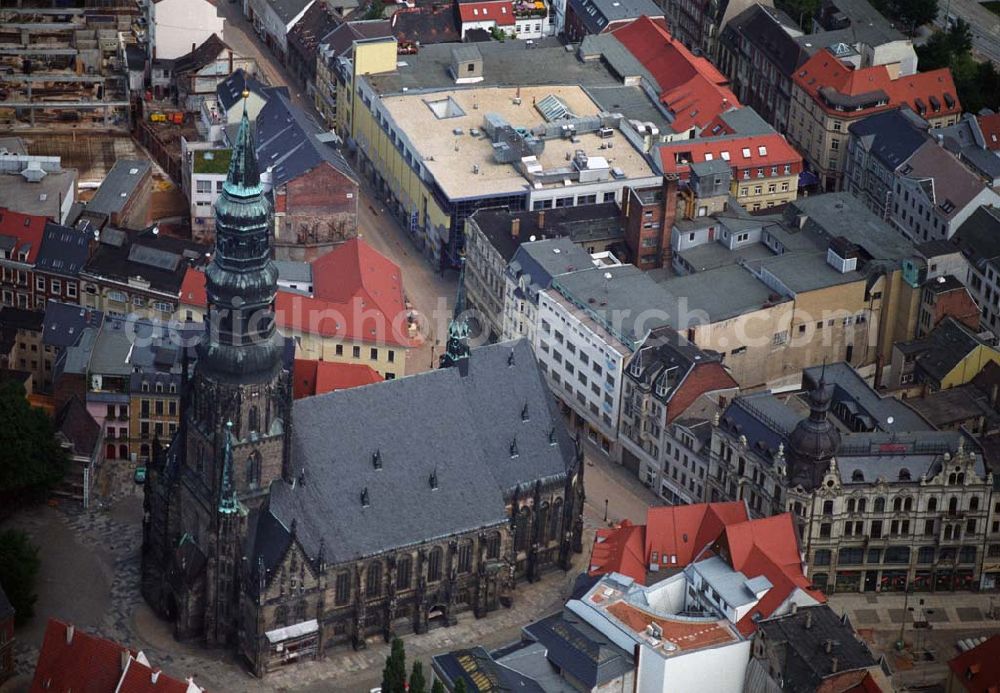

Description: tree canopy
[409,660,428,693]
[0,380,68,513]
[381,637,408,693]
[0,529,41,625]
[916,20,1000,113]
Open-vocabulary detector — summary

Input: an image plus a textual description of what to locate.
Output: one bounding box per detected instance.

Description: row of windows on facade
[104,290,174,313]
[823,492,984,516]
[139,398,178,417]
[818,516,985,541]
[531,192,617,211]
[815,544,980,567]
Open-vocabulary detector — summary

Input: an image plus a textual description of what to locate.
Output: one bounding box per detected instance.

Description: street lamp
[429,339,440,369]
[604,498,609,523]
[896,583,911,651]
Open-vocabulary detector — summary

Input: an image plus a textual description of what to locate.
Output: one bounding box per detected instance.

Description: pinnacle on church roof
[218,421,239,515]
[224,92,261,196]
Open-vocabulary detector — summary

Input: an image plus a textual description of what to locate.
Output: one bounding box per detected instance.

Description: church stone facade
[141,103,585,676]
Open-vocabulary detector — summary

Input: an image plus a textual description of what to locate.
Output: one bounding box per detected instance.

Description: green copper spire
[224,95,261,196]
[439,259,470,370]
[201,91,282,381]
[219,421,239,514]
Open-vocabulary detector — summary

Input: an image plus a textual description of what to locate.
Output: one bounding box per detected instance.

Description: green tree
[916,30,955,70]
[454,679,467,693]
[0,381,68,514]
[431,681,445,693]
[381,637,408,693]
[946,18,973,55]
[0,529,40,625]
[364,0,384,19]
[890,0,938,34]
[409,661,428,693]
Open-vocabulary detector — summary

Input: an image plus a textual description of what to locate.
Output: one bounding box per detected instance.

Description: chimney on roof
[152,670,161,684]
[192,42,196,53]
[830,657,838,673]
[538,210,545,229]
[511,217,520,239]
[66,624,75,644]
[805,611,813,630]
[824,639,833,654]
[790,603,798,615]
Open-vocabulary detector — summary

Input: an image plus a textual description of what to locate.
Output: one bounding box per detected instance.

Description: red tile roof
[589,505,825,636]
[0,207,48,265]
[793,50,960,120]
[978,114,1000,151]
[719,513,825,635]
[645,502,748,573]
[612,16,739,134]
[30,619,197,693]
[179,238,416,348]
[589,519,646,579]
[293,358,382,398]
[458,1,515,26]
[665,361,738,423]
[657,133,803,180]
[948,634,1000,693]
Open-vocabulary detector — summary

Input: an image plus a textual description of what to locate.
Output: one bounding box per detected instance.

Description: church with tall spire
[141,96,584,676]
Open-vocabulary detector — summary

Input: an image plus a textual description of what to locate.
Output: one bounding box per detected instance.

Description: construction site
[0,3,136,129]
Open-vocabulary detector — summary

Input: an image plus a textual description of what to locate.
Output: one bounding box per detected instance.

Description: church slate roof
[266,339,576,566]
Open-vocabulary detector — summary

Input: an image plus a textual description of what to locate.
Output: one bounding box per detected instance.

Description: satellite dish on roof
[529,235,536,242]
[887,416,894,426]
[604,272,613,280]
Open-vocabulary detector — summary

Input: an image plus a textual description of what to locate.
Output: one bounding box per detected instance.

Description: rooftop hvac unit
[599,127,614,139]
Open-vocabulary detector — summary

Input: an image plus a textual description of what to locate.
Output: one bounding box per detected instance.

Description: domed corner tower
[787,368,841,492]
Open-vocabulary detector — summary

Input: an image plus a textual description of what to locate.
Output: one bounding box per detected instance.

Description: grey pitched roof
[758,605,877,691]
[267,339,576,565]
[510,238,596,291]
[42,302,103,349]
[523,610,633,688]
[55,395,101,459]
[36,222,90,278]
[901,141,991,222]
[173,33,230,75]
[725,4,804,77]
[802,362,930,432]
[217,69,270,112]
[895,317,994,386]
[955,205,1000,271]
[255,91,355,187]
[848,109,929,170]
[265,0,315,27]
[786,193,914,262]
[86,160,151,216]
[567,0,662,34]
[432,646,547,692]
[83,226,207,295]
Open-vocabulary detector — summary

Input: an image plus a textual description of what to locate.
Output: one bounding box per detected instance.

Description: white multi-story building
[534,264,671,456]
[145,0,224,61]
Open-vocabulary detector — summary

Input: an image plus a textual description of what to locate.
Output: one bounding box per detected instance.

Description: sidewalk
[828,590,1000,632]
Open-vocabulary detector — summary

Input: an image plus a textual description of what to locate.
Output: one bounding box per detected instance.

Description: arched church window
[486,532,501,560]
[247,406,259,434]
[514,507,531,552]
[427,547,443,582]
[550,498,563,540]
[537,502,549,544]
[246,451,261,489]
[366,561,382,597]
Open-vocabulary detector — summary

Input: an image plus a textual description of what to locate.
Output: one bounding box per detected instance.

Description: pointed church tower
[787,367,841,491]
[439,261,470,372]
[179,94,291,646]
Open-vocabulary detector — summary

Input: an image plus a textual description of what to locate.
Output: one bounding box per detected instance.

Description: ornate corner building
[140,103,585,676]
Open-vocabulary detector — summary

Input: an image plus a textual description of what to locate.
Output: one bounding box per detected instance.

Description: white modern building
[146,0,225,61]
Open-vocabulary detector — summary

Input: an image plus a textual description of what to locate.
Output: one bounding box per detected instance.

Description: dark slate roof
[724,4,804,77]
[509,238,595,295]
[254,91,355,187]
[55,395,101,459]
[895,317,991,385]
[802,362,930,432]
[124,44,146,72]
[265,0,315,27]
[432,646,546,693]
[523,610,633,688]
[758,605,877,691]
[42,302,104,349]
[173,33,230,75]
[86,160,151,216]
[35,221,90,279]
[288,2,342,67]
[955,205,1000,271]
[0,581,12,620]
[567,0,662,34]
[848,109,929,170]
[83,227,208,295]
[0,306,44,333]
[472,204,624,262]
[266,339,576,565]
[217,69,270,112]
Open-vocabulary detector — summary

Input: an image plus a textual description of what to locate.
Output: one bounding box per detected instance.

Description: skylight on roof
[720,151,730,161]
[758,145,767,156]
[704,153,713,161]
[741,148,751,158]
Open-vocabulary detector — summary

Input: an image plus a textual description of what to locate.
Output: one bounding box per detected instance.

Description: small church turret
[787,366,841,491]
[439,260,470,372]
